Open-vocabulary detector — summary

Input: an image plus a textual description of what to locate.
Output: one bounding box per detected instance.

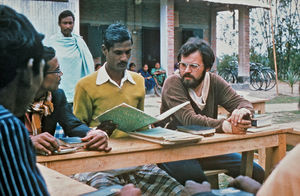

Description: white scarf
[188,72,210,110]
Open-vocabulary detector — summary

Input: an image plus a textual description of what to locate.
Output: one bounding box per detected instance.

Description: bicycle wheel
[219,69,236,84]
[250,70,264,90]
[264,69,276,91]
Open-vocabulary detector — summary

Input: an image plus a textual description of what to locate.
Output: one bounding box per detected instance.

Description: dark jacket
[41,89,90,137]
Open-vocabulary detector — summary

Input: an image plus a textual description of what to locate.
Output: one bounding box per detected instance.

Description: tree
[250,0,300,79]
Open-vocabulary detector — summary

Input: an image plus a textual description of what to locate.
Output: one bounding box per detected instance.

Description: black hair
[177,37,215,70]
[43,46,56,62]
[43,46,56,74]
[103,23,133,51]
[58,10,75,24]
[0,5,44,89]
[129,62,136,68]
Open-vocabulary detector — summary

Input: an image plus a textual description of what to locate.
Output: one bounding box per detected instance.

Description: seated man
[158,38,264,184]
[73,23,183,195]
[24,46,110,155]
[0,5,49,195]
[151,62,166,88]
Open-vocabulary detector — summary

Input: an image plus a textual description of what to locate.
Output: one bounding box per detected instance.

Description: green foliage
[217,53,238,72]
[249,47,270,66]
[283,70,299,94]
[267,94,299,104]
[250,0,300,80]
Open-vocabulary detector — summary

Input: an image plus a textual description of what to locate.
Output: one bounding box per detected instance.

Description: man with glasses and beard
[158,38,265,185]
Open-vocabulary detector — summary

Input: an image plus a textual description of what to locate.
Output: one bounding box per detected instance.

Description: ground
[145,81,300,119]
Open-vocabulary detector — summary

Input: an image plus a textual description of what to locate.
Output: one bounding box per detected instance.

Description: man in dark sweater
[159,38,265,184]
[25,47,111,155]
[0,5,49,195]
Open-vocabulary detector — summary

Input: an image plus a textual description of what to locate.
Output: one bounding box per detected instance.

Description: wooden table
[37,163,96,196]
[37,126,291,178]
[218,96,268,115]
[286,129,300,146]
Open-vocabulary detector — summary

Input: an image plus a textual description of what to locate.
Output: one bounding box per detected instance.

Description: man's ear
[102,44,108,56]
[17,58,34,87]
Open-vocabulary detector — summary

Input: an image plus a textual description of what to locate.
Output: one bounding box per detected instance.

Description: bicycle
[250,63,276,91]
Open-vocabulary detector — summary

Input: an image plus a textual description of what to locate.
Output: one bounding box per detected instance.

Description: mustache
[183,73,195,79]
[119,62,128,66]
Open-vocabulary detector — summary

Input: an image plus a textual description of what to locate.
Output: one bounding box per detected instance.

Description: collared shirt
[0,105,49,196]
[96,63,136,88]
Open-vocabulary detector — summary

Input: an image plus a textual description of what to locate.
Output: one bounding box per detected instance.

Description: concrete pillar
[160,0,174,76]
[238,6,250,82]
[210,7,217,72]
[126,1,142,70]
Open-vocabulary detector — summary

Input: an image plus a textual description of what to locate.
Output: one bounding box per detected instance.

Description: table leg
[265,134,286,177]
[240,151,254,177]
[258,148,266,169]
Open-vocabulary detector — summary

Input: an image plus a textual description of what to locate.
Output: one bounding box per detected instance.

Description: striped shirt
[0,105,49,196]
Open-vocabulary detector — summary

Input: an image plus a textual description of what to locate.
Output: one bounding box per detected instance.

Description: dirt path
[247,81,299,99]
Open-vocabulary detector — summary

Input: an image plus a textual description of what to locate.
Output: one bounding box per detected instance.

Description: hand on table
[116,184,141,196]
[81,129,112,152]
[228,175,261,194]
[228,108,252,126]
[30,132,59,155]
[223,108,252,134]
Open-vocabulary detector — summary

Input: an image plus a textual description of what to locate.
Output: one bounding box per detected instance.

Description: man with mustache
[24,47,110,155]
[46,10,94,103]
[73,23,183,195]
[158,38,265,185]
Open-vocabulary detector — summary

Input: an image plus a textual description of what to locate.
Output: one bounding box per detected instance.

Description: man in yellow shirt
[73,23,183,195]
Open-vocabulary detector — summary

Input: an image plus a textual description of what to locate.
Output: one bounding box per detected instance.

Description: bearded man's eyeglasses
[178,62,203,72]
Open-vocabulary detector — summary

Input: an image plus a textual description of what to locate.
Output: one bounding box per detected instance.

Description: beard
[181,71,206,89]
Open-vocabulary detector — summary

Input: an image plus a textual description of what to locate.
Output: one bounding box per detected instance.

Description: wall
[0,0,79,41]
[79,0,211,69]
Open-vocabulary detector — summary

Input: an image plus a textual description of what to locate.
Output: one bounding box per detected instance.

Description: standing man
[159,38,265,184]
[0,5,49,195]
[24,47,110,155]
[73,23,183,195]
[46,10,94,103]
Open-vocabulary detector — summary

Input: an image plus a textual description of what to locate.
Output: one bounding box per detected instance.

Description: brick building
[0,0,268,80]
[80,0,268,81]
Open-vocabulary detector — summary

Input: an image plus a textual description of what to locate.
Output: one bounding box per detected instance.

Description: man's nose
[120,53,129,61]
[184,65,192,73]
[66,24,72,29]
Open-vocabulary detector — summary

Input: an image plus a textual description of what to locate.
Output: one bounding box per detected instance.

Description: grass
[266,94,299,104]
[271,110,300,124]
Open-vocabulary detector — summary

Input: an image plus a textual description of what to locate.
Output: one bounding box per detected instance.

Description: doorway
[182,28,203,44]
[142,27,160,71]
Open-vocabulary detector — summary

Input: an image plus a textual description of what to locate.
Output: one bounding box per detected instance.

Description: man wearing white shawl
[46,10,94,103]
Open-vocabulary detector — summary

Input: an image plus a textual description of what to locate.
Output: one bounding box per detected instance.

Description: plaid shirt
[73,164,183,196]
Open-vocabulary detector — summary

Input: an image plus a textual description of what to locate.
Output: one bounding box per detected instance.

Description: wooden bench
[218,96,268,115]
[37,163,96,196]
[205,169,228,189]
